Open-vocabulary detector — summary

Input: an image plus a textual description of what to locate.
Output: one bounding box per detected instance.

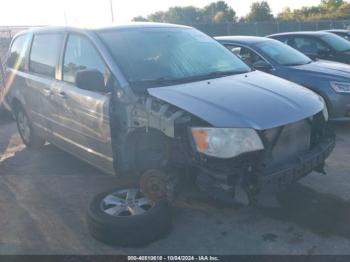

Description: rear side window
[7,34,30,70]
[63,34,107,84]
[29,33,63,78]
[292,36,328,54]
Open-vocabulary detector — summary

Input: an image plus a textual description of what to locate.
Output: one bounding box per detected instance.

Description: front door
[49,34,114,174]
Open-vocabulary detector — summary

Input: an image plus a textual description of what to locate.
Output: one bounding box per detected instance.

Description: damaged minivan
[3,23,335,246]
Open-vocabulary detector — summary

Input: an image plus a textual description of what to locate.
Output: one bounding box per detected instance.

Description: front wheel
[87,187,172,246]
[15,106,45,149]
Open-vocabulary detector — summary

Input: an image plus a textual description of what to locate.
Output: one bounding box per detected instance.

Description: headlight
[318,95,329,121]
[330,81,350,93]
[191,128,264,159]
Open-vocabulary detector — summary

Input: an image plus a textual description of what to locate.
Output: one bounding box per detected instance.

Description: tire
[15,105,45,149]
[87,187,172,246]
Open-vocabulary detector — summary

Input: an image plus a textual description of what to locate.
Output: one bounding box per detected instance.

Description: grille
[264,119,311,165]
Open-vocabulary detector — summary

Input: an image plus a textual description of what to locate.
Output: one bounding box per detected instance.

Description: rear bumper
[196,135,335,203]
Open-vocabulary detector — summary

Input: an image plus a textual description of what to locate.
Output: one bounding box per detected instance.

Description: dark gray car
[268,31,350,64]
[216,36,350,122]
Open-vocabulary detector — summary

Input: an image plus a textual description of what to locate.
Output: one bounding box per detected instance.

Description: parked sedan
[267,31,350,64]
[216,36,350,121]
[325,29,350,41]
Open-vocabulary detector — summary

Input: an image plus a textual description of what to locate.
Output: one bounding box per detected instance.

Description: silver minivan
[3,23,335,246]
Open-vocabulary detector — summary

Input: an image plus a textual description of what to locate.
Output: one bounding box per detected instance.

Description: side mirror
[252,60,272,72]
[75,69,105,92]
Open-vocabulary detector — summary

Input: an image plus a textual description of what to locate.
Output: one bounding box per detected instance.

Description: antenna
[64,10,68,25]
[110,0,114,23]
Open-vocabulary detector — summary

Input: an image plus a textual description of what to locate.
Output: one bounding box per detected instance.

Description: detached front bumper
[196,135,336,204]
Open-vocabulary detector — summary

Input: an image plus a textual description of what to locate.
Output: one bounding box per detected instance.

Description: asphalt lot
[0,111,349,255]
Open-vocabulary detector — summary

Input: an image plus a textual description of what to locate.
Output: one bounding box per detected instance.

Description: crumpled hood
[148,71,323,130]
[291,60,350,79]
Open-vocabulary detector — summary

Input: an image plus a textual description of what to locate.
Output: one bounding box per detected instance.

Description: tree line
[132,0,350,24]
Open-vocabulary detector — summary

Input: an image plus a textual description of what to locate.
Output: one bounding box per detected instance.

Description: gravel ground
[0,111,349,255]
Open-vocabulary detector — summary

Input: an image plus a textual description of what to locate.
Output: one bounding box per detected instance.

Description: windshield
[255,40,312,66]
[320,34,350,52]
[336,32,350,41]
[98,27,251,88]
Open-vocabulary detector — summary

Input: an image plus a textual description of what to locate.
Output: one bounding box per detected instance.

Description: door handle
[43,88,52,96]
[57,91,68,99]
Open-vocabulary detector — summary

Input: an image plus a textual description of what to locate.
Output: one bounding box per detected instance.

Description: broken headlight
[191,128,264,159]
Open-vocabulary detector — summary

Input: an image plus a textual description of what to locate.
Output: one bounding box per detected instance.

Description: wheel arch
[126,127,170,174]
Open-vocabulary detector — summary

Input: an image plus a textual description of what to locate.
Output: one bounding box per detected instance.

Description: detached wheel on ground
[15,105,45,148]
[87,187,172,246]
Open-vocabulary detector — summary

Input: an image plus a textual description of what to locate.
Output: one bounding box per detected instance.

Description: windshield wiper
[179,70,250,82]
[129,70,249,88]
[129,77,182,86]
[285,60,312,66]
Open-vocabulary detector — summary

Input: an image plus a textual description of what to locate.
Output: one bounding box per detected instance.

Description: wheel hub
[101,188,153,217]
[140,169,168,201]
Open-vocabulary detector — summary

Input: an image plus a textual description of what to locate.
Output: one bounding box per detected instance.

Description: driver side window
[63,34,109,91]
[225,44,263,66]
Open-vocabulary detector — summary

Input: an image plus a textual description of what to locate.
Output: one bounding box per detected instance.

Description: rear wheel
[15,105,45,148]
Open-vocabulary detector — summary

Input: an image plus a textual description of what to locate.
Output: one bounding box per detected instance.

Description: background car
[216,36,350,122]
[267,31,350,64]
[325,29,350,41]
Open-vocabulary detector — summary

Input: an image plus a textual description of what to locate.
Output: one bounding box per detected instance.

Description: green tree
[277,7,295,21]
[145,7,202,24]
[320,0,345,11]
[163,6,202,24]
[295,6,322,20]
[132,1,236,24]
[147,11,167,22]
[202,1,237,23]
[246,1,274,22]
[132,16,148,22]
[277,0,350,21]
[335,2,350,19]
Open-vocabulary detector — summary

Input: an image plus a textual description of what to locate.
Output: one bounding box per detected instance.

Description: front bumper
[260,137,335,188]
[196,135,335,204]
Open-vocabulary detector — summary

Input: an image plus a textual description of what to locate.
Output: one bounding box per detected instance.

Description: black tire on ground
[15,105,45,149]
[87,188,172,246]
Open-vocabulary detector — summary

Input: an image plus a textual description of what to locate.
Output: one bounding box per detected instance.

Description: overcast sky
[0,0,322,26]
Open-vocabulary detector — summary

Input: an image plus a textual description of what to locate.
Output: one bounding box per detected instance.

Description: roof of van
[19,22,191,34]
